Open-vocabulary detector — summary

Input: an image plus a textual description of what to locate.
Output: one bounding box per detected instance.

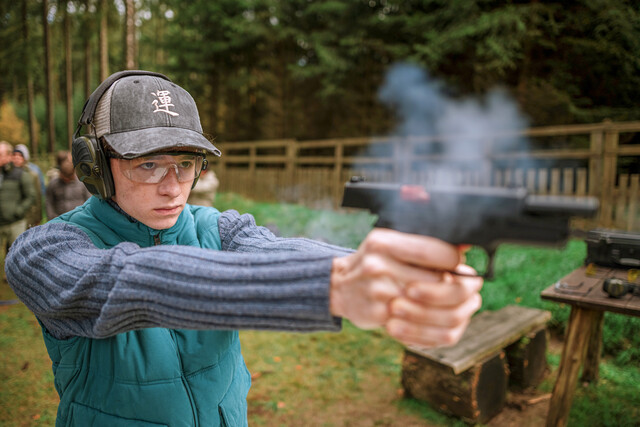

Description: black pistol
[341,176,600,278]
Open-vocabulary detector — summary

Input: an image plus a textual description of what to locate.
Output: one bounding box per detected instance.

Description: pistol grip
[483,249,497,280]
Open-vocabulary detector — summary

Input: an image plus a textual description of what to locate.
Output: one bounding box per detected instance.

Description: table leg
[546,306,601,427]
[581,310,604,383]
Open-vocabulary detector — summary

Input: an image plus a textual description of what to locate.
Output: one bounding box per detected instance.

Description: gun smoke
[359,62,533,246]
[376,62,530,185]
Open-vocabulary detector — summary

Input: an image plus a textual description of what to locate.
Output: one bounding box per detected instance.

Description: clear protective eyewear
[116,152,207,184]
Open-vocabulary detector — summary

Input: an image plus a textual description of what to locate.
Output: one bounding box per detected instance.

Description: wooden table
[541,265,640,427]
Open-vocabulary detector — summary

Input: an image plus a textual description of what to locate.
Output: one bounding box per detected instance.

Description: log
[402,350,509,424]
[400,306,552,423]
[506,327,549,389]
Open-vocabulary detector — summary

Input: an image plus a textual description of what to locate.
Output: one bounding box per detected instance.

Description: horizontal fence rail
[210,120,640,231]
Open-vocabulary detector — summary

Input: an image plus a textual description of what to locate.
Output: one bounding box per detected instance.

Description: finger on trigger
[363,229,460,272]
[457,244,472,263]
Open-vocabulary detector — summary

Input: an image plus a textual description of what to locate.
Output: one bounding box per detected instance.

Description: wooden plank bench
[401,305,552,424]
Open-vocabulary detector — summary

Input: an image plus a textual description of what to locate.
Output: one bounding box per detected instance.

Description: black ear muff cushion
[72,136,114,199]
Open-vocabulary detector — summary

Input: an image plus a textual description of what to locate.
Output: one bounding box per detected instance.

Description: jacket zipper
[219,407,228,427]
[169,329,199,427]
[157,235,198,425]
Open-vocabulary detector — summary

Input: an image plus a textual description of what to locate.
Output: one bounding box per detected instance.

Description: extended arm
[7,209,482,349]
[220,210,483,348]
[6,216,345,340]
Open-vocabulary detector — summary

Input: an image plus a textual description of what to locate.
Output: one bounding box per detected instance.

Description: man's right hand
[330,228,483,348]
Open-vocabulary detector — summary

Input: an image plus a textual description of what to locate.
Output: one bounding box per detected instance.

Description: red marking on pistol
[400,185,430,202]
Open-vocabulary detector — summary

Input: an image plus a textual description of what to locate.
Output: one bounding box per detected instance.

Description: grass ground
[1,193,639,426]
[0,284,59,425]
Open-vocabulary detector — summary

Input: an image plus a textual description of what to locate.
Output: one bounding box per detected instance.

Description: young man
[5,71,482,426]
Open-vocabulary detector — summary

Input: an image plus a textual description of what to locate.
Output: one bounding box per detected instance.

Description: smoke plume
[376,62,529,185]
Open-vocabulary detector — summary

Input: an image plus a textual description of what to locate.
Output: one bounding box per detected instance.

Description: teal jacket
[43,197,251,426]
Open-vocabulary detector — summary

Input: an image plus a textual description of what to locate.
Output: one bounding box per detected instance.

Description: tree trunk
[99,0,109,81]
[26,79,37,156]
[84,0,92,99]
[65,0,74,150]
[156,6,165,67]
[22,0,38,158]
[208,64,219,136]
[124,0,136,69]
[42,0,55,154]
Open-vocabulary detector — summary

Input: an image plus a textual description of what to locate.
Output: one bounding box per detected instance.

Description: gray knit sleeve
[218,209,354,256]
[5,218,348,340]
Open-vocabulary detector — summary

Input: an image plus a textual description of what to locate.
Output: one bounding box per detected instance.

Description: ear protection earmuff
[72,70,171,199]
[71,135,114,199]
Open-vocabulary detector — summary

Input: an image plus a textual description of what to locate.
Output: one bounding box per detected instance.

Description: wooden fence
[210,120,640,231]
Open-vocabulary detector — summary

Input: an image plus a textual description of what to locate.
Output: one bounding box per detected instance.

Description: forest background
[1,0,640,157]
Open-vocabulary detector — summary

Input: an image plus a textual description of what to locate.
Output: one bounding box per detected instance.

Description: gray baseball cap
[92,73,221,159]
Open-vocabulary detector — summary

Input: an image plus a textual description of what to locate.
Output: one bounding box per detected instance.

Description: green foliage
[11,89,86,156]
[468,240,588,311]
[0,101,28,144]
[5,0,640,146]
[474,240,640,365]
[567,362,640,426]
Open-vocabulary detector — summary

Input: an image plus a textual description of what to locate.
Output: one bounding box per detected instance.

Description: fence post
[600,120,618,227]
[393,137,412,183]
[285,139,296,203]
[248,145,256,175]
[249,144,257,196]
[484,137,495,187]
[215,143,227,193]
[588,123,605,226]
[588,126,604,198]
[333,142,344,208]
[628,175,639,231]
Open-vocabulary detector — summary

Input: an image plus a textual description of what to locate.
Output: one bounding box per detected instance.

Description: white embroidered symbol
[151,90,179,116]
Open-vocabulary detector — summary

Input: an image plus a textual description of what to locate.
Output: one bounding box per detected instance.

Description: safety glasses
[115,152,207,184]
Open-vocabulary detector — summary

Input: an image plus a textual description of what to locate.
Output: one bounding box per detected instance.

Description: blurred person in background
[13,144,46,195]
[0,141,36,252]
[45,150,91,220]
[12,144,43,227]
[187,165,219,206]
